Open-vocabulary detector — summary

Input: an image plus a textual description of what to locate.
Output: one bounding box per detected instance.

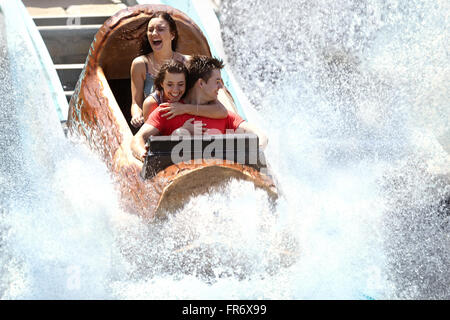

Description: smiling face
[200,69,224,101]
[147,17,175,52]
[161,71,186,102]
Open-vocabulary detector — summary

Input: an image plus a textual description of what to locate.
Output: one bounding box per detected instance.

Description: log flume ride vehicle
[67,4,278,220]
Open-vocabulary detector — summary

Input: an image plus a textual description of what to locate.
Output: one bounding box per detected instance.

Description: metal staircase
[32,15,109,103]
[24,1,131,103]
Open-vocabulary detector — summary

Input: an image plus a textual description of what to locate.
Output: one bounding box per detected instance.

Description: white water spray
[1,0,449,299]
[219,0,449,299]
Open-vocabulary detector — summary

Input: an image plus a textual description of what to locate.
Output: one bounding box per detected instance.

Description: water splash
[219,0,449,299]
[0,8,130,299]
[1,0,449,299]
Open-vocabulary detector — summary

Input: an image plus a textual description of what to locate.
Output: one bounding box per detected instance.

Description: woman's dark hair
[154,60,188,96]
[140,11,179,55]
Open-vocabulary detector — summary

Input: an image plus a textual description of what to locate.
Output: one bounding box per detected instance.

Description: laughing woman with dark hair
[142,60,188,121]
[130,11,228,128]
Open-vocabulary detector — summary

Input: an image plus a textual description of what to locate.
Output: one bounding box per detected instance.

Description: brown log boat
[67,4,278,220]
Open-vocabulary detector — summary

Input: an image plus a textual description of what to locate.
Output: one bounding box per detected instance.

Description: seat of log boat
[67,4,278,220]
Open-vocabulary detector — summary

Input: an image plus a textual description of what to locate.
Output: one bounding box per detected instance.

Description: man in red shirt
[131,55,267,162]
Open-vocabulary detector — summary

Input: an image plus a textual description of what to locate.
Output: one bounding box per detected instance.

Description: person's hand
[181,118,206,135]
[140,142,150,162]
[159,102,187,120]
[132,145,147,162]
[131,114,144,128]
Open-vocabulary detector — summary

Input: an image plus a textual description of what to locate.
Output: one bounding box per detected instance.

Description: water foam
[219,0,449,299]
[1,0,449,299]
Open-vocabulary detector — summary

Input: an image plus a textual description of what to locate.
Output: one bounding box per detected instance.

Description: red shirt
[146,106,245,136]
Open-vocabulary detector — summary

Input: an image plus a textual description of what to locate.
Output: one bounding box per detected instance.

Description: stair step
[54,63,85,69]
[65,90,74,102]
[38,25,101,64]
[37,25,103,31]
[55,64,84,91]
[33,15,109,26]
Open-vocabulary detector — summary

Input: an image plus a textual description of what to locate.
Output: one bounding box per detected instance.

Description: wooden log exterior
[67,4,277,220]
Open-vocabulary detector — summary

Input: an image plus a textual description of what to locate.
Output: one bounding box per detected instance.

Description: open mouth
[151,39,163,47]
[167,92,181,101]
